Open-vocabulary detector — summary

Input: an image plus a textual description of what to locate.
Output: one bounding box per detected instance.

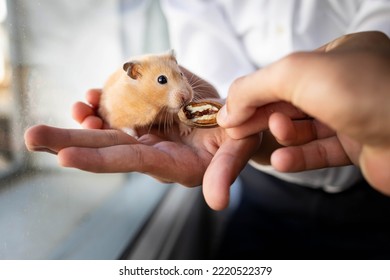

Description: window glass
[0,0,172,259]
[0,0,24,177]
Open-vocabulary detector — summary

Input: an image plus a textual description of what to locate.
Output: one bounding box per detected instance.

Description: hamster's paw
[179,123,193,137]
[121,127,139,139]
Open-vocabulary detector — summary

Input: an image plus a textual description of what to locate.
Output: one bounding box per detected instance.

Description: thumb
[202,134,260,210]
[360,146,390,196]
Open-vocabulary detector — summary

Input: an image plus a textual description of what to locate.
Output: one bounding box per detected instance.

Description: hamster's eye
[180,72,184,77]
[157,75,168,84]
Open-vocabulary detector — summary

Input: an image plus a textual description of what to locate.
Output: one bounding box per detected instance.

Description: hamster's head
[123,51,193,112]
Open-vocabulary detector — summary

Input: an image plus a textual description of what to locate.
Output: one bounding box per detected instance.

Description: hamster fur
[99,51,193,137]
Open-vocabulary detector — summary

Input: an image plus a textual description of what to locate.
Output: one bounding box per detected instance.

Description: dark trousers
[215,164,390,259]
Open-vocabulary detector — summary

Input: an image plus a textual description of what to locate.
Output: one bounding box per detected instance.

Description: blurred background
[0,0,219,259]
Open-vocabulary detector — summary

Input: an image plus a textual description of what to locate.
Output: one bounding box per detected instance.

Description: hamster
[99,51,194,137]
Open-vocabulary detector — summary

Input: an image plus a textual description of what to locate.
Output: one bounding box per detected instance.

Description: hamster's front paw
[121,127,139,138]
[179,123,193,137]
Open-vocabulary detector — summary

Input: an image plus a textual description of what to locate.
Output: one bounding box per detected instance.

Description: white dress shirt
[160,0,390,191]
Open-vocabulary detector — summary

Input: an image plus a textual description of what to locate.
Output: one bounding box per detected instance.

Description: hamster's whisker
[163,109,167,135]
[162,109,167,135]
[146,121,154,135]
[165,108,174,136]
[186,73,197,84]
[148,106,165,135]
[192,90,212,101]
[192,91,206,101]
[189,80,204,91]
[190,84,217,101]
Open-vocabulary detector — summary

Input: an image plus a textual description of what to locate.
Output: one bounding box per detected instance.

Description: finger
[217,57,307,129]
[72,99,104,129]
[316,31,390,53]
[223,101,308,139]
[270,136,352,172]
[58,140,209,187]
[58,144,159,173]
[85,89,102,108]
[218,52,338,129]
[71,101,95,122]
[72,101,92,123]
[219,32,390,130]
[268,112,335,146]
[360,146,390,195]
[217,62,295,128]
[203,134,260,210]
[24,125,137,154]
[81,116,104,129]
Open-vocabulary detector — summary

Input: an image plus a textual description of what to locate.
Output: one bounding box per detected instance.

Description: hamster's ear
[168,49,178,64]
[123,61,142,79]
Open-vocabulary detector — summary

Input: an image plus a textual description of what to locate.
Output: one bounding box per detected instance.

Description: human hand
[25,89,260,210]
[218,31,390,194]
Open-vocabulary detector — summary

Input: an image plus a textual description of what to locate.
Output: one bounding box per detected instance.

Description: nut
[178,100,222,128]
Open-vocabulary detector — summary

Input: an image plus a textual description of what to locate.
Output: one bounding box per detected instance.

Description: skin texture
[217,31,390,196]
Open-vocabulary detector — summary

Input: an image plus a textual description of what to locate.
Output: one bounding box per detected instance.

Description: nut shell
[178,100,222,128]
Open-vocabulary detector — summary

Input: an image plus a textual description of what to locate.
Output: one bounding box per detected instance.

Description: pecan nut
[178,100,222,128]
